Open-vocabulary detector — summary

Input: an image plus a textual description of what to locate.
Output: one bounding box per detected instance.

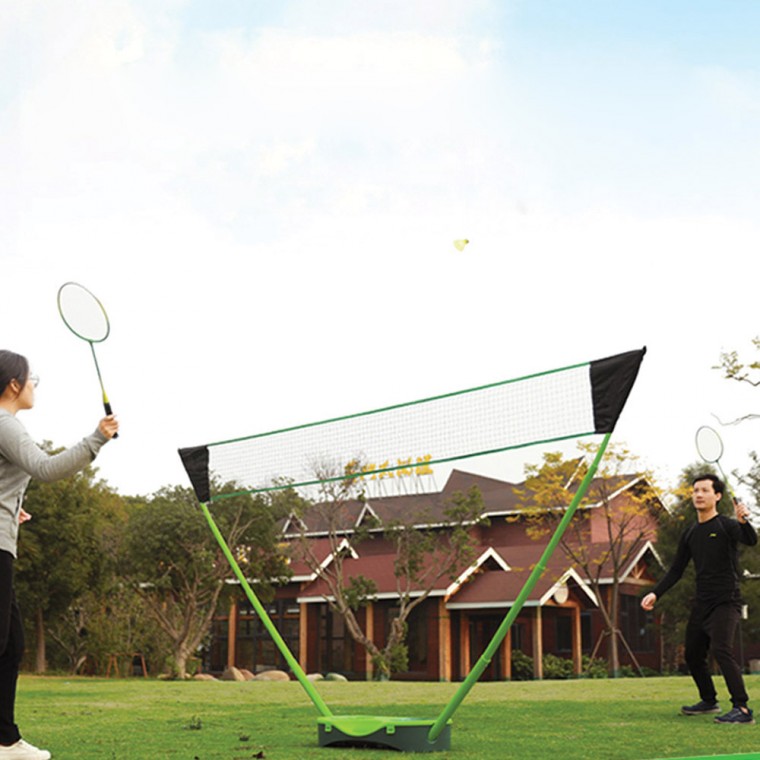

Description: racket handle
[104,402,119,439]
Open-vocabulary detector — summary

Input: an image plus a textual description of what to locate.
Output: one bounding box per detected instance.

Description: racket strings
[58,283,110,342]
[696,426,724,464]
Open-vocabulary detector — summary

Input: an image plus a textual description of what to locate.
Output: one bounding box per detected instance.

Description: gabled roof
[294,535,606,609]
[444,546,512,599]
[280,468,665,609]
[444,542,598,609]
[286,536,359,582]
[282,468,663,538]
[581,539,665,584]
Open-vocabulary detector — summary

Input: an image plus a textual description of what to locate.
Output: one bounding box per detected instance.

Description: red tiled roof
[284,468,661,537]
[293,536,658,607]
[280,468,663,606]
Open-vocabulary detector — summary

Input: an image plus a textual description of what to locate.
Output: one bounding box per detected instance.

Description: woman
[0,350,118,760]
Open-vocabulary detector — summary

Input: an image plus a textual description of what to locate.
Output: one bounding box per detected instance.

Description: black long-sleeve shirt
[652,514,757,608]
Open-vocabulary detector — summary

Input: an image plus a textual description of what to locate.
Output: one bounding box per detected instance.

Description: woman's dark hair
[692,472,725,498]
[0,350,29,397]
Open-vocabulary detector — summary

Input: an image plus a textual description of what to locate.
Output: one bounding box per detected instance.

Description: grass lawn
[15,674,760,760]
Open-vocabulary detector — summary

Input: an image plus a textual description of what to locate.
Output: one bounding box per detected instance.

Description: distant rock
[221,666,246,682]
[253,669,290,681]
[325,672,348,682]
[193,673,217,681]
[306,673,324,682]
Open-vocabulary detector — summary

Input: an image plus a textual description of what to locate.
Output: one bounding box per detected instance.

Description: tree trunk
[174,646,189,679]
[35,608,46,674]
[608,586,621,678]
[608,628,621,678]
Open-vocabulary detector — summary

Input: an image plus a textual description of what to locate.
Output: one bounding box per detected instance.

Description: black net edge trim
[178,445,211,503]
[590,347,646,433]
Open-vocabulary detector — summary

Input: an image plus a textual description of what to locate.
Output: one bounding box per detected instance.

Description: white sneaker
[0,739,51,759]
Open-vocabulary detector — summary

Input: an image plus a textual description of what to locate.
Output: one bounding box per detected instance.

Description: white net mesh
[207,363,595,496]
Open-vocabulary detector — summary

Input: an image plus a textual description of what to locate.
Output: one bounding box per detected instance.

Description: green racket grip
[103,401,119,439]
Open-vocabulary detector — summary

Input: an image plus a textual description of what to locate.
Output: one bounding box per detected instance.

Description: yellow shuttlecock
[453,239,469,251]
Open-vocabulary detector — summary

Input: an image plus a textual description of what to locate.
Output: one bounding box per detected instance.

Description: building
[207,468,665,680]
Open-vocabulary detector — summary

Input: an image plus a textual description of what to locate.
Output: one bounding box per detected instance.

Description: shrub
[542,653,575,680]
[510,649,534,680]
[582,655,609,679]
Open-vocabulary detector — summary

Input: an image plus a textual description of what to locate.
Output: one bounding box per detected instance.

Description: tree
[714,338,760,424]
[732,452,760,647]
[15,443,122,673]
[287,460,486,679]
[516,441,663,677]
[717,337,760,388]
[119,484,289,678]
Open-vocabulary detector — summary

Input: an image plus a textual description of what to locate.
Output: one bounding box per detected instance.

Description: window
[555,612,592,653]
[237,599,300,673]
[319,606,355,676]
[511,623,525,651]
[556,615,572,653]
[619,593,653,652]
[404,604,428,671]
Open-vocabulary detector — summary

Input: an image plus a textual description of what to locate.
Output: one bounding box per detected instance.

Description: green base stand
[317,716,452,752]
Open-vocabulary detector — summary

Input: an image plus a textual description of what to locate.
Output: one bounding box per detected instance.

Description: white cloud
[4,1,760,500]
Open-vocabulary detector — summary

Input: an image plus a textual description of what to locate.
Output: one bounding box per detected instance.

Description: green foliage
[582,655,609,678]
[183,715,203,731]
[372,640,409,677]
[16,445,124,671]
[715,336,760,388]
[343,575,378,611]
[541,653,574,679]
[515,442,662,677]
[510,653,637,681]
[386,486,487,587]
[510,649,534,680]
[733,451,760,644]
[119,483,290,677]
[45,584,169,676]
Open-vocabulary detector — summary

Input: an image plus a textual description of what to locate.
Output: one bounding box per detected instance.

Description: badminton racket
[57,282,118,438]
[695,425,733,503]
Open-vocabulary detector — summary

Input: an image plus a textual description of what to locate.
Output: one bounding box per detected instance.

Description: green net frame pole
[199,502,333,718]
[427,432,612,743]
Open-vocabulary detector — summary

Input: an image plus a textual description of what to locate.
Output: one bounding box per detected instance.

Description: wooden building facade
[206,469,664,680]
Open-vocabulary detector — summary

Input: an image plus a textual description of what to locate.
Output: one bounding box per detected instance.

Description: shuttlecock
[453,239,469,251]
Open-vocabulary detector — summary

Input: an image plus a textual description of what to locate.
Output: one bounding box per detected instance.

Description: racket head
[57,282,110,343]
[695,425,724,464]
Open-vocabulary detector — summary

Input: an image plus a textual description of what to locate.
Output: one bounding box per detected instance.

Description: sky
[2,0,760,503]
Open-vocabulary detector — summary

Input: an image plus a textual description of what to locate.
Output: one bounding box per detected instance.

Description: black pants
[0,550,23,745]
[685,601,748,708]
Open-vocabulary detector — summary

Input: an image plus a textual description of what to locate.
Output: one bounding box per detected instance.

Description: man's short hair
[692,473,725,498]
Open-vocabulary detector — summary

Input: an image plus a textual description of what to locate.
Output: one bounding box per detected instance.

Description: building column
[299,603,309,672]
[227,600,238,669]
[532,606,543,680]
[438,599,451,682]
[459,612,471,676]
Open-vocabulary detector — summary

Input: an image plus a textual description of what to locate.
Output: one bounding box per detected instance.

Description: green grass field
[15,674,760,760]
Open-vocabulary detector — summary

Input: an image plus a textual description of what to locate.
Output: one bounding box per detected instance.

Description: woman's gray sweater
[0,408,108,558]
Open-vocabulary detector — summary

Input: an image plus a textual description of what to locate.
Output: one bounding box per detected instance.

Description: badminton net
[179,348,646,503]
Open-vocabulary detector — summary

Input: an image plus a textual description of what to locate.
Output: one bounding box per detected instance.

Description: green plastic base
[317,715,451,752]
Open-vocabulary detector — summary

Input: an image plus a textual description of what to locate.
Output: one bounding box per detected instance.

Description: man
[641,474,757,724]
